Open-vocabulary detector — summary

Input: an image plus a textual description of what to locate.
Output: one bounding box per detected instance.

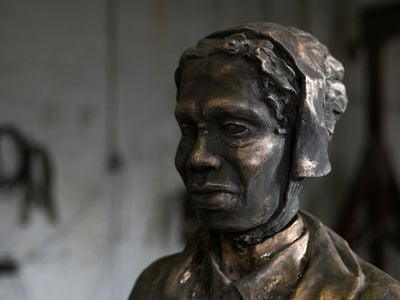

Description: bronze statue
[130,23,400,299]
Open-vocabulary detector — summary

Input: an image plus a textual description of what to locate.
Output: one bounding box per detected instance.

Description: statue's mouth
[189,189,238,211]
[188,184,236,195]
[189,187,236,195]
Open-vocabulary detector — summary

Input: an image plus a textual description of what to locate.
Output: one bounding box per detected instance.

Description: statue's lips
[188,185,238,211]
[188,183,238,195]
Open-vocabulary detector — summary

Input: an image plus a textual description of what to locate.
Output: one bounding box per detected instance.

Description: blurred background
[0,0,400,299]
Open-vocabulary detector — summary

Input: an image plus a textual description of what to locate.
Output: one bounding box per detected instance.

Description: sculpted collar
[202,215,309,299]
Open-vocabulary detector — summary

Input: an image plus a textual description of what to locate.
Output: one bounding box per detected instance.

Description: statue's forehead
[176,58,270,123]
[179,56,260,96]
[179,59,261,102]
[180,55,255,78]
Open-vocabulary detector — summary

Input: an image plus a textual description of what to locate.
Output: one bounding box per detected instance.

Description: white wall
[0,0,399,299]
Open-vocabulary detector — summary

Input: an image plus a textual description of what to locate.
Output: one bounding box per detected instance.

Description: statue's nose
[188,134,221,171]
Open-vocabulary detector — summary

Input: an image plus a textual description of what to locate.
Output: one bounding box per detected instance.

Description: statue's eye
[222,122,248,136]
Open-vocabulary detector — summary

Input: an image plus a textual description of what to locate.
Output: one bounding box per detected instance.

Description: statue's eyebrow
[174,106,195,121]
[174,99,272,127]
[205,102,268,123]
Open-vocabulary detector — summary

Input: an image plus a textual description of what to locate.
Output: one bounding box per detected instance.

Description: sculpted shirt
[130,212,400,299]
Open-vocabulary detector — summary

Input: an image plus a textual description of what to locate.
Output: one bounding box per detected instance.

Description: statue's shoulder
[356,259,400,299]
[129,228,208,300]
[324,221,400,298]
[129,253,181,299]
[298,211,400,299]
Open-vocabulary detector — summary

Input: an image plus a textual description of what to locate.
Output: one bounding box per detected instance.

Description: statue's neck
[218,214,304,281]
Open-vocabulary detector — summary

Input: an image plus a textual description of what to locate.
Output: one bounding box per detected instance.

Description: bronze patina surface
[129,23,400,299]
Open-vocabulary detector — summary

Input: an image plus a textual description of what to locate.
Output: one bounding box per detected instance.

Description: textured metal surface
[130,23,400,299]
[131,213,400,299]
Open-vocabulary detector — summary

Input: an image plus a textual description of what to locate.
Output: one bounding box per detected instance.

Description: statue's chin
[195,208,274,235]
[190,192,241,232]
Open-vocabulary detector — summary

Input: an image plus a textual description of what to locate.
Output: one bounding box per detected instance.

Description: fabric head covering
[183,22,348,178]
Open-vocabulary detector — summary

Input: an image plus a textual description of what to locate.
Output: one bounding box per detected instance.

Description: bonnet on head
[174,23,348,240]
[204,23,348,178]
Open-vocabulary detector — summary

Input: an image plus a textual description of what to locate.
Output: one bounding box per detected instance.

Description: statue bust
[130,23,400,299]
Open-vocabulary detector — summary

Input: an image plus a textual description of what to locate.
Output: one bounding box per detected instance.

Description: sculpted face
[175,56,294,233]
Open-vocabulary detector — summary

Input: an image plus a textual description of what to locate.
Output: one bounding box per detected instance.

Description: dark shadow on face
[175,55,294,233]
